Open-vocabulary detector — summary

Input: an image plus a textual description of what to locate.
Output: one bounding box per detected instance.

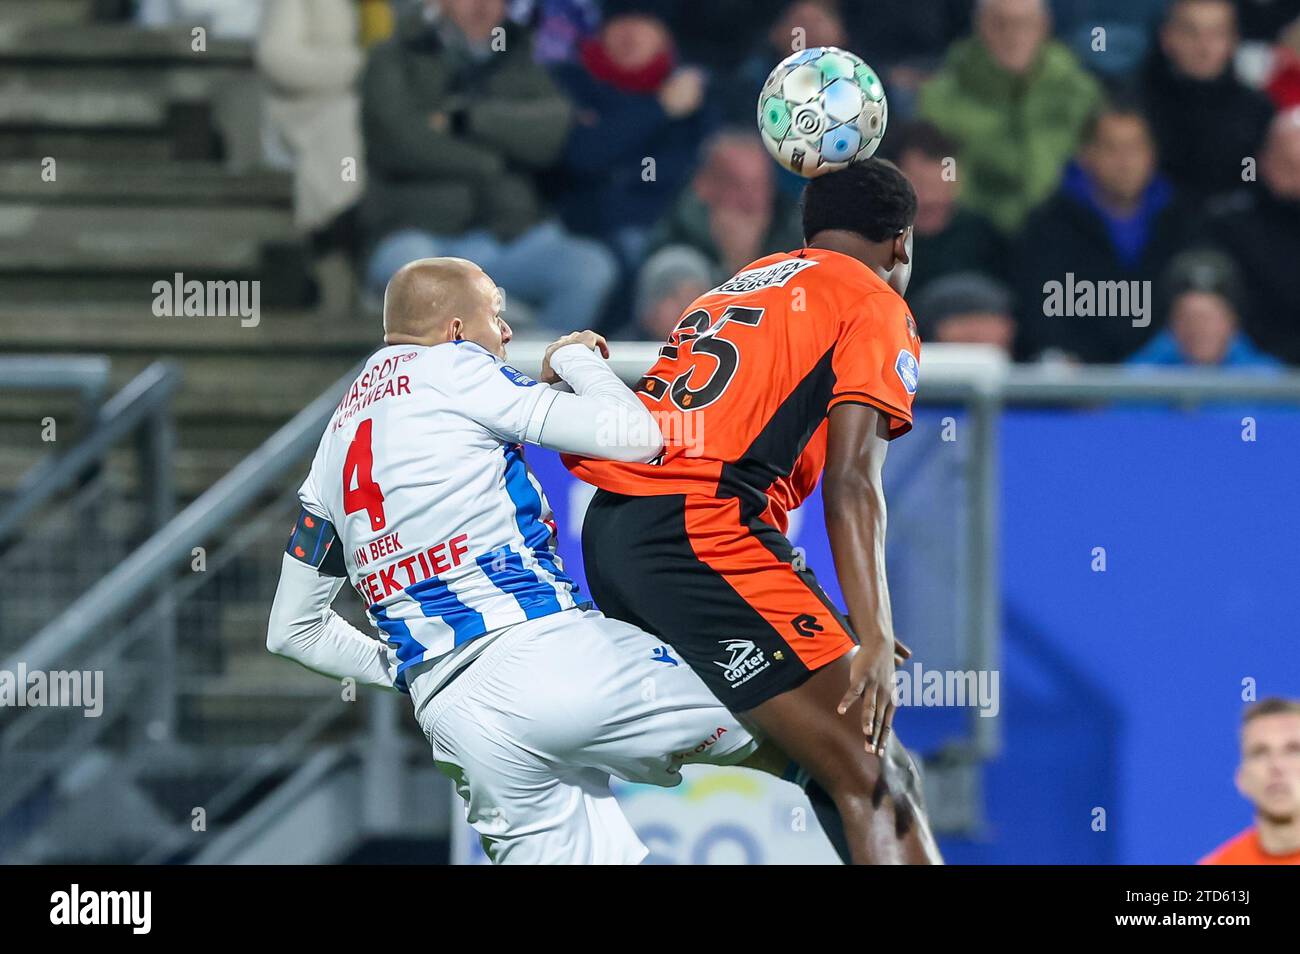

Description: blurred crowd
[142,0,1300,368]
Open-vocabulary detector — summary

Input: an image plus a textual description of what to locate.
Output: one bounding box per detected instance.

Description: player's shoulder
[423,340,548,404]
[418,339,499,380]
[704,249,890,305]
[798,248,892,292]
[1197,828,1257,865]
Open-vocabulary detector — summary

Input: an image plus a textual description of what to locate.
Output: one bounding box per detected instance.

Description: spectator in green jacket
[360,0,616,332]
[918,0,1103,234]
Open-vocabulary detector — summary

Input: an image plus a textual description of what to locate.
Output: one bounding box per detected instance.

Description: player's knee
[805,725,889,807]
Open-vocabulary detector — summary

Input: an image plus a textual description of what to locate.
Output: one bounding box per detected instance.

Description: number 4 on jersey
[343,418,386,532]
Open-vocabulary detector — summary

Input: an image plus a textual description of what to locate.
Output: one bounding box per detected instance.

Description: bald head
[382,257,511,356]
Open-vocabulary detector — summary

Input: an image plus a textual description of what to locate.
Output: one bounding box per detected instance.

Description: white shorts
[408,607,761,865]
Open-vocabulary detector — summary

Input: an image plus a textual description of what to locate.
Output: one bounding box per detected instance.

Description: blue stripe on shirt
[405,574,487,647]
[476,546,562,620]
[501,445,577,591]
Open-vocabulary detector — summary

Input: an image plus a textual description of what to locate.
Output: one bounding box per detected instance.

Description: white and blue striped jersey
[297,340,578,691]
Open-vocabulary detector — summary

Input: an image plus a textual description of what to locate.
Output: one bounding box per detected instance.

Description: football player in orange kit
[1200,698,1300,865]
[565,159,940,864]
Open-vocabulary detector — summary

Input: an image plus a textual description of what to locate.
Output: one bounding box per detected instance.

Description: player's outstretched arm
[267,554,398,689]
[533,338,664,463]
[822,402,899,755]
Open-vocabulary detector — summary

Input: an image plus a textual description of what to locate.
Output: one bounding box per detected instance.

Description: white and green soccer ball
[757,46,888,178]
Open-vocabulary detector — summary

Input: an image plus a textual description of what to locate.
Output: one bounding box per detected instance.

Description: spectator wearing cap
[626,245,715,341]
[359,0,617,332]
[911,272,1018,355]
[1128,251,1280,369]
[1141,0,1274,202]
[889,120,1006,300]
[644,131,803,279]
[1012,101,1198,363]
[918,0,1102,234]
[1209,108,1300,361]
[549,0,714,266]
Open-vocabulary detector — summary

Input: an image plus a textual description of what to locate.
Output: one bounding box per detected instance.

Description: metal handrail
[0,361,182,543]
[2,363,356,679]
[0,354,111,406]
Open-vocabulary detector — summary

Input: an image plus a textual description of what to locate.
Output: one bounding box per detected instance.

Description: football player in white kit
[266,257,772,864]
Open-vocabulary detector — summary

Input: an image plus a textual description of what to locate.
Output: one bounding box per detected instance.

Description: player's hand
[658,67,706,118]
[540,331,610,383]
[837,636,898,757]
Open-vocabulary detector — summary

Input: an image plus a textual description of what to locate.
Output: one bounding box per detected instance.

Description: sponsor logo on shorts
[650,645,679,666]
[790,613,824,638]
[676,725,729,759]
[714,639,772,688]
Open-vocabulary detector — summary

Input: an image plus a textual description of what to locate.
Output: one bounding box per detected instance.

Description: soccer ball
[757,46,888,178]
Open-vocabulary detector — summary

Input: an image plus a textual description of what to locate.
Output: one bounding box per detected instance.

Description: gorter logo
[713,639,772,687]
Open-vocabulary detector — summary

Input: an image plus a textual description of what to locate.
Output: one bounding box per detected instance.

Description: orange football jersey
[565,248,920,533]
[1198,828,1300,865]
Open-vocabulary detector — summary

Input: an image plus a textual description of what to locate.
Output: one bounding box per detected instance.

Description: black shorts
[581,489,858,712]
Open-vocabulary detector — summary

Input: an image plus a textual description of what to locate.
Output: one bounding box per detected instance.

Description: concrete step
[110,352,361,421]
[0,25,253,66]
[0,302,374,353]
[0,72,166,126]
[0,202,296,272]
[0,67,245,162]
[0,160,291,206]
[0,65,249,117]
[0,0,94,28]
[0,127,177,161]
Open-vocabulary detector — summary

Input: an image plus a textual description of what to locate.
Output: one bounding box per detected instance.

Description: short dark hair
[1243,697,1300,726]
[1080,93,1152,147]
[801,158,917,244]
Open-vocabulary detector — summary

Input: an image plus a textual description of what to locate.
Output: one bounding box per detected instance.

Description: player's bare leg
[740,654,942,865]
[882,730,943,864]
[738,729,940,864]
